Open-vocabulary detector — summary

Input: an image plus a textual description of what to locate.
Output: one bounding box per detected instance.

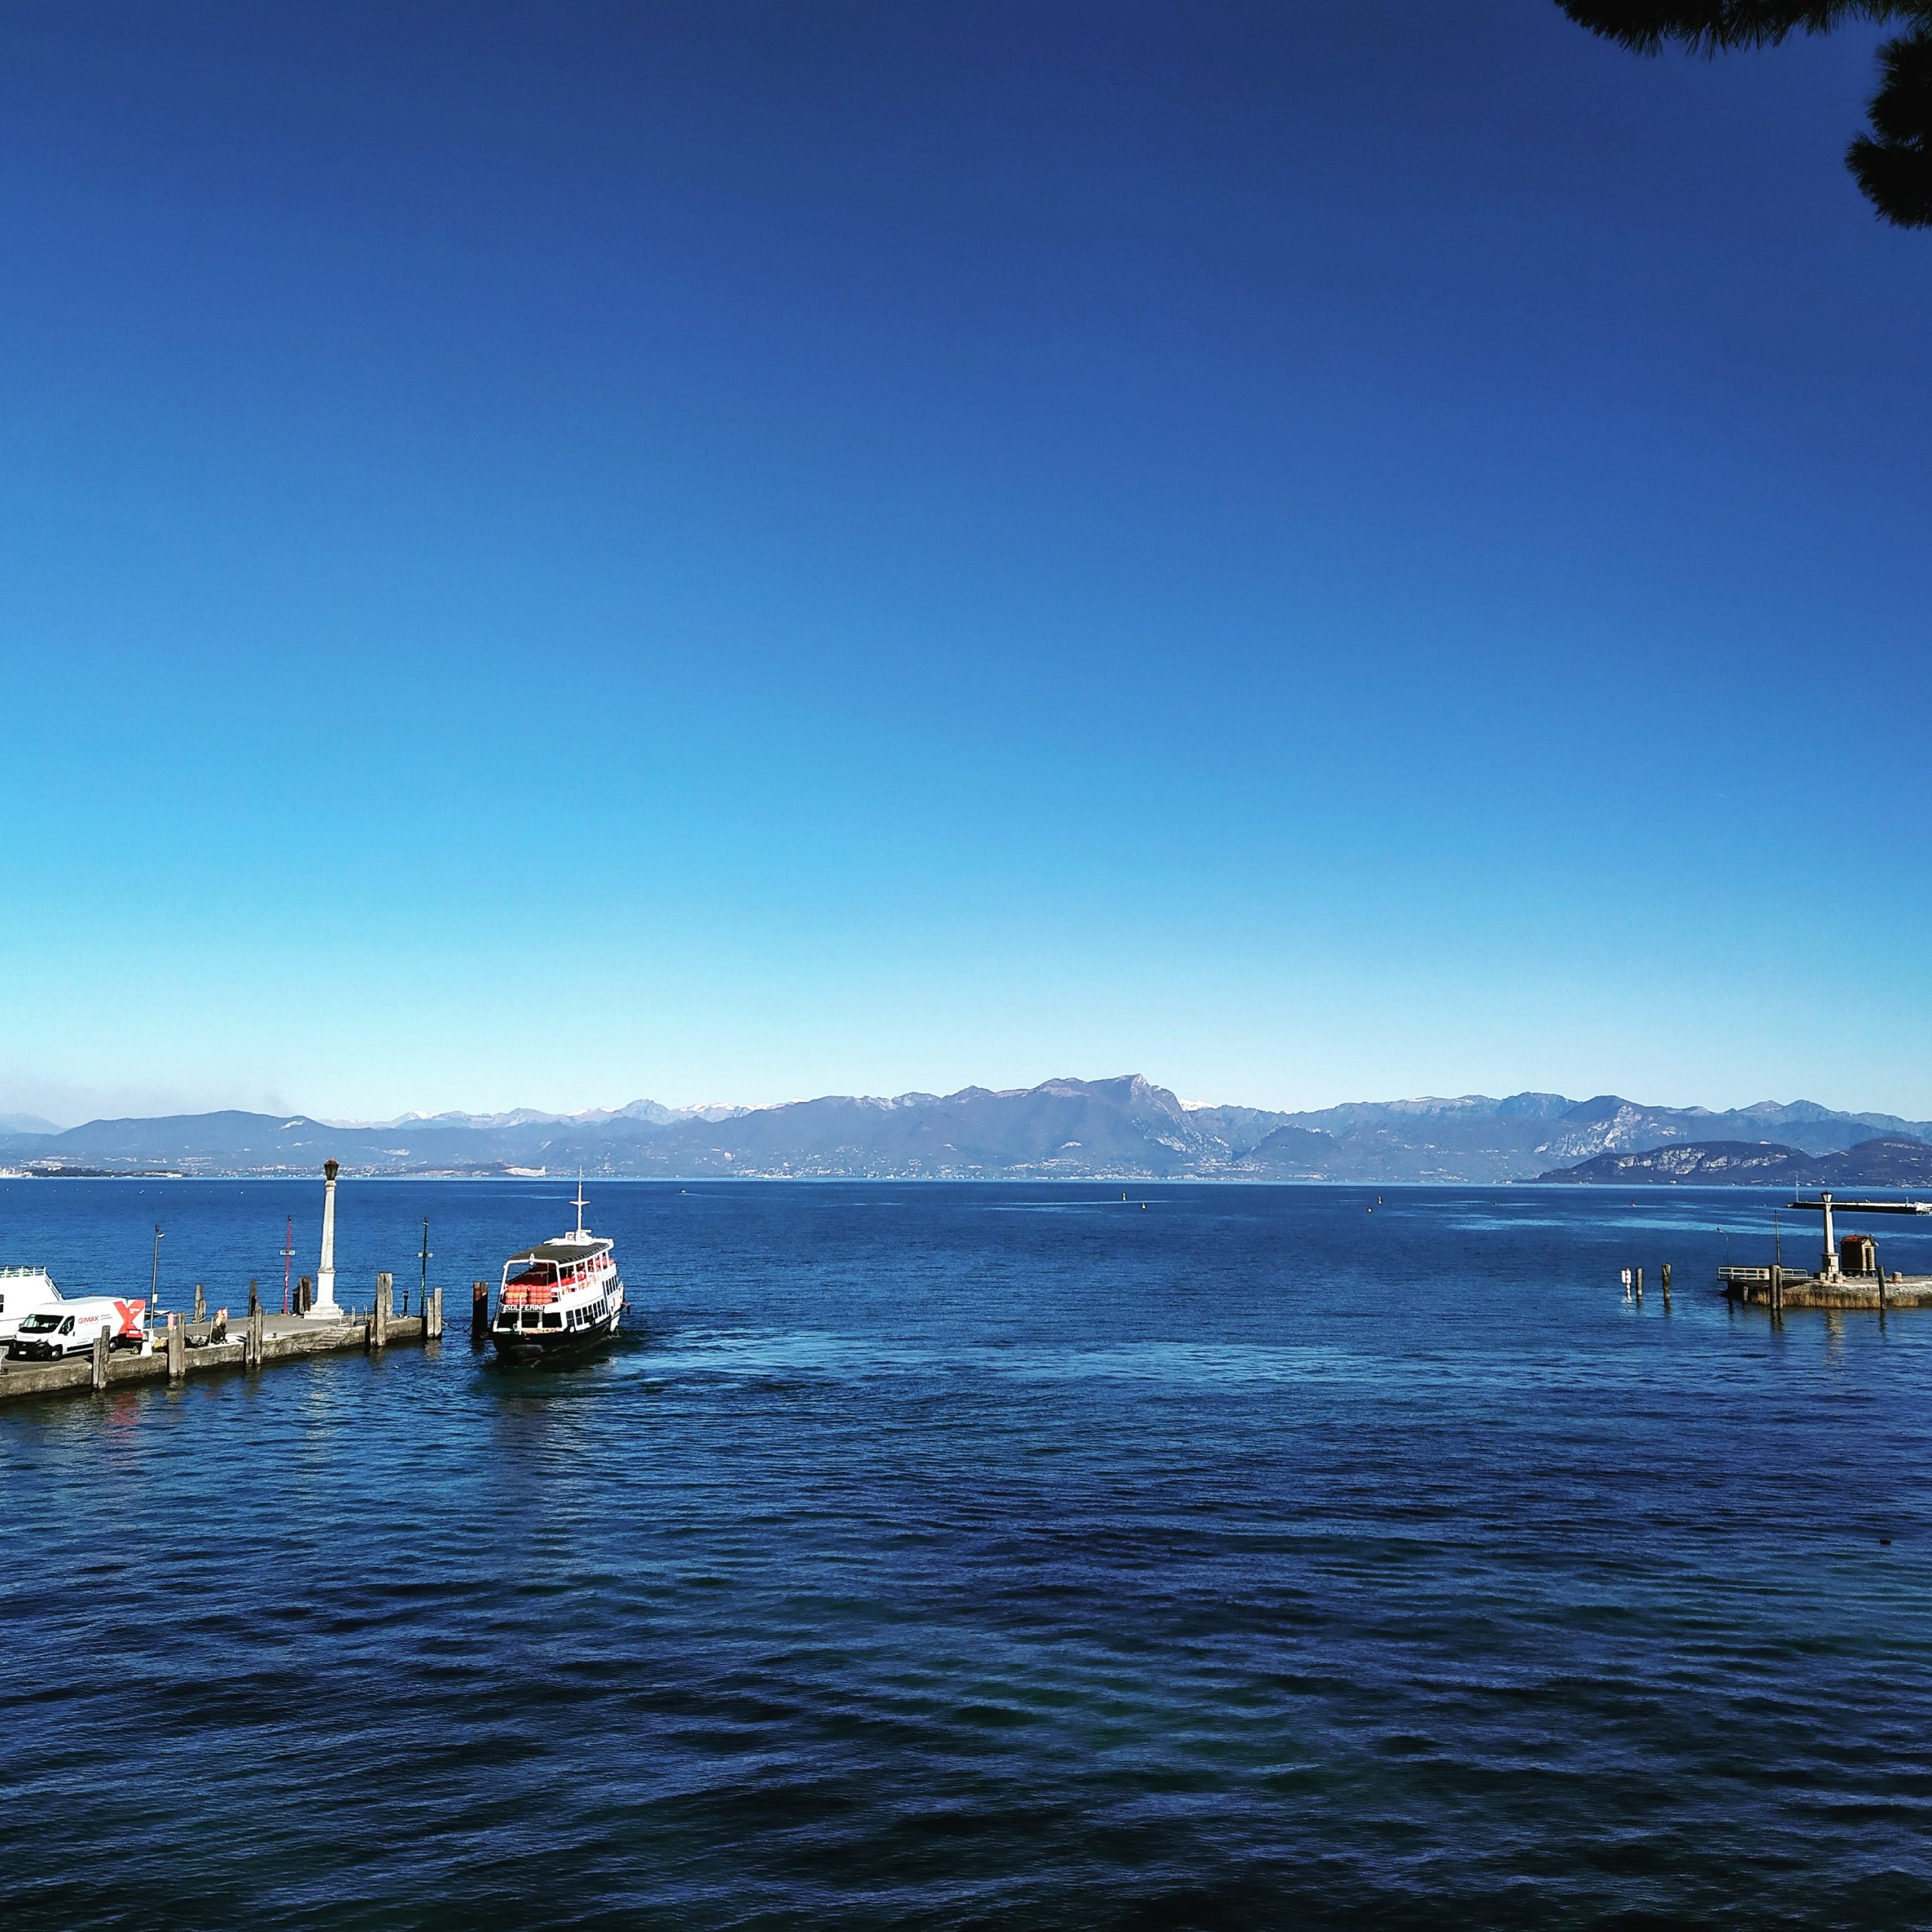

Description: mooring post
[247,1306,264,1367]
[91,1327,109,1391]
[166,1314,186,1383]
[1660,1262,1671,1299]
[193,1281,205,1324]
[472,1280,489,1342]
[427,1284,443,1341]
[248,1278,260,1318]
[375,1272,392,1350]
[1634,1266,1643,1303]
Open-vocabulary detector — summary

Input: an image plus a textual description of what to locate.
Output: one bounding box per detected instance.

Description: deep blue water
[4,1177,1931,1930]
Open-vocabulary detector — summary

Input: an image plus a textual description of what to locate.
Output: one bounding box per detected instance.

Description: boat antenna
[574,1175,588,1236]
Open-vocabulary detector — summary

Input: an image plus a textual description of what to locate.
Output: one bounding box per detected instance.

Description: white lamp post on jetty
[307,1158,343,1320]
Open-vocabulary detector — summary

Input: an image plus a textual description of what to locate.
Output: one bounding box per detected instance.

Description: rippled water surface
[5,1179,1931,1929]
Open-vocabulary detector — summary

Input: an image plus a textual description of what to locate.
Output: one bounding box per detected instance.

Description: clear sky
[2,1,1927,1127]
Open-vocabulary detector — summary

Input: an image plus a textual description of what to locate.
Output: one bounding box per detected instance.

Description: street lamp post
[308,1159,343,1320]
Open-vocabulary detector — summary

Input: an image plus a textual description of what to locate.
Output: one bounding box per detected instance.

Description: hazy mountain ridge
[1,1080,1925,1183]
[1539,1138,1932,1188]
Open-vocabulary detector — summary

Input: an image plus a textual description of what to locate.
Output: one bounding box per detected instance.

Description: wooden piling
[472,1280,489,1342]
[1634,1266,1643,1302]
[193,1282,206,1324]
[1770,1263,1783,1314]
[1660,1262,1672,1297]
[427,1285,444,1341]
[248,1278,260,1318]
[166,1315,185,1383]
[372,1272,392,1351]
[246,1307,263,1367]
[91,1327,109,1391]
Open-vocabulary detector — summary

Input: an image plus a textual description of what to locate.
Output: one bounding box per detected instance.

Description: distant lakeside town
[3,1076,1930,1189]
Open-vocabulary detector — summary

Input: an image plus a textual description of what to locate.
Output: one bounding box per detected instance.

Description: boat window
[496,1310,517,1327]
[521,1311,543,1329]
[542,1312,563,1330]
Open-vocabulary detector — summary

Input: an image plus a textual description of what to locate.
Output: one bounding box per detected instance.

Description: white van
[6,1296,148,1362]
[0,1266,66,1344]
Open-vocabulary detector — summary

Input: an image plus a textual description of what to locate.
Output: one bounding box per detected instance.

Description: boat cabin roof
[508,1238,613,1266]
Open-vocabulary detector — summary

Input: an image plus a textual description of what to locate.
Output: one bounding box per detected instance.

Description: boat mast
[574,1176,588,1236]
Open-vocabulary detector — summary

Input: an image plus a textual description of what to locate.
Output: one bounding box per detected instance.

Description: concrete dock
[0,1287,445,1407]
[1719,1266,1932,1310]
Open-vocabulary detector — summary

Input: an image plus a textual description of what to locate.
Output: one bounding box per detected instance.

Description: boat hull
[489,1304,623,1365]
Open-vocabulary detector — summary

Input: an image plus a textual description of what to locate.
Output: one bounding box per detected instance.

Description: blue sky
[2,1,1927,1125]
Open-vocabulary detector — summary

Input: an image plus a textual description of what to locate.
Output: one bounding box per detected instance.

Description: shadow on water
[474,1325,648,1388]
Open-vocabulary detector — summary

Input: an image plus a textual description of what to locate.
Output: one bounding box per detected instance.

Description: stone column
[309,1158,343,1319]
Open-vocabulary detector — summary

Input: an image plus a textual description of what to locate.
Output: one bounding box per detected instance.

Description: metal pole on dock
[417,1220,432,1319]
[150,1225,164,1321]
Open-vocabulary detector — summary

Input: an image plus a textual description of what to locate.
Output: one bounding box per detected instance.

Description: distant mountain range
[2,1078,1927,1184]
[1537,1137,1932,1188]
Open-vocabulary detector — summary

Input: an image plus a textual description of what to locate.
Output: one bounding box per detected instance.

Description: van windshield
[18,1313,61,1334]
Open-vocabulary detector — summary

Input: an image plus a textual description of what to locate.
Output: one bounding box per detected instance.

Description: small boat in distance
[491,1183,626,1364]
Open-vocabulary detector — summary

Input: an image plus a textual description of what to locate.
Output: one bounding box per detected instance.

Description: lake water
[4,1178,1930,1929]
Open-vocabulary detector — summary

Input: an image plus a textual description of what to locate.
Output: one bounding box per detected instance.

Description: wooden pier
[0,1278,445,1407]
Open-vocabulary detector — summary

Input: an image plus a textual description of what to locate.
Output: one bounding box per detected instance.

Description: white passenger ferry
[491,1183,626,1363]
